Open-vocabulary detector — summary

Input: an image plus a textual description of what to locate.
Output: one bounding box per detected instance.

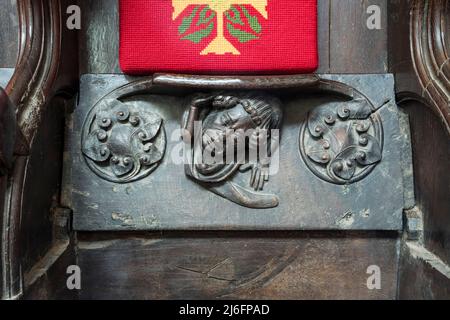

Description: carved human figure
[182,93,282,208]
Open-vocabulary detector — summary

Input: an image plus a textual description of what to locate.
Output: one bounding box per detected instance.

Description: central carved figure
[182,93,282,208]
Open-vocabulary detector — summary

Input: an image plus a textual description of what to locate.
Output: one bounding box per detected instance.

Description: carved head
[201,93,282,153]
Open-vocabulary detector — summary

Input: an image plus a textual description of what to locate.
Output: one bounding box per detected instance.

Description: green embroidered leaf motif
[225,6,244,25]
[181,21,214,43]
[240,5,262,34]
[178,6,200,35]
[197,6,215,26]
[227,23,259,43]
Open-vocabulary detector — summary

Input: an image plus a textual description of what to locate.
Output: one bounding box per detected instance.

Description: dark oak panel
[330,0,388,73]
[77,232,399,300]
[23,241,77,300]
[388,0,422,94]
[20,99,65,272]
[403,102,450,266]
[316,0,330,73]
[78,0,120,74]
[399,242,450,300]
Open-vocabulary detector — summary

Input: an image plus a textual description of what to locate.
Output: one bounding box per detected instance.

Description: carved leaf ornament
[300,97,383,184]
[82,99,166,183]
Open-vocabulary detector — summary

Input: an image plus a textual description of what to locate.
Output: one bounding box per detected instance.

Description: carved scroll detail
[82,99,166,183]
[300,93,383,184]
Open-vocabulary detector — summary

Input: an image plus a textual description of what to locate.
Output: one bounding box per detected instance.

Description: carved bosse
[300,93,383,184]
[82,98,166,183]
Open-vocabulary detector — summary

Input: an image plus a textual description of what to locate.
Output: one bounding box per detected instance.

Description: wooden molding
[411,0,450,133]
[6,0,62,145]
[1,0,63,300]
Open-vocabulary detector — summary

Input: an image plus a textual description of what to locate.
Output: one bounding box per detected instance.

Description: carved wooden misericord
[66,74,404,232]
[0,0,448,300]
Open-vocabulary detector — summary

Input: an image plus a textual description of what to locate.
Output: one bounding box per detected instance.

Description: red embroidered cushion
[119,0,318,75]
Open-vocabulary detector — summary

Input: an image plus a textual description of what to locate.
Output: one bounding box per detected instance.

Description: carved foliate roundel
[299,97,383,184]
[81,99,166,183]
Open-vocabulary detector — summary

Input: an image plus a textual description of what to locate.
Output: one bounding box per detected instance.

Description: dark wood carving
[411,0,450,133]
[1,0,78,300]
[1,0,61,300]
[1,0,447,300]
[182,93,282,208]
[76,231,400,300]
[153,73,321,90]
[388,0,450,299]
[299,87,383,184]
[81,98,166,183]
[68,73,404,231]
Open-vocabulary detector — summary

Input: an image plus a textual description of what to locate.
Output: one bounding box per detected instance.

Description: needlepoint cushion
[119,0,318,75]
